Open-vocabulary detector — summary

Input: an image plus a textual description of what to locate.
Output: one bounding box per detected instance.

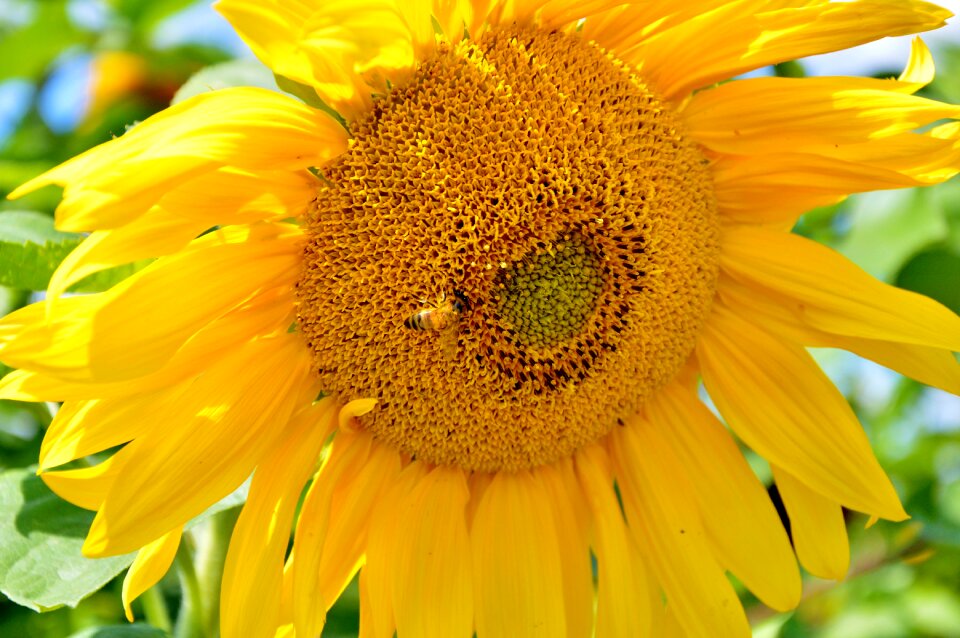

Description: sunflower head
[296,25,720,471]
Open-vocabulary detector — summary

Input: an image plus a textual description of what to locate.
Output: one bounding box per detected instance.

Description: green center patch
[495,234,604,349]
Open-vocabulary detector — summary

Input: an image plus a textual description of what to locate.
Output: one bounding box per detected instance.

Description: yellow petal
[339,396,378,432]
[216,0,415,119]
[649,381,801,611]
[899,37,936,87]
[397,0,439,56]
[358,570,380,638]
[822,124,960,184]
[10,88,345,232]
[213,0,319,85]
[432,0,474,44]
[537,0,630,29]
[684,66,958,156]
[575,444,653,638]
[471,469,566,638]
[718,274,960,395]
[581,0,731,53]
[626,0,951,100]
[540,460,593,638]
[316,441,401,609]
[712,152,918,223]
[0,287,296,402]
[772,465,851,580]
[0,224,303,382]
[276,559,295,631]
[46,216,207,305]
[40,397,150,471]
[122,527,182,622]
[358,570,377,638]
[362,462,428,638]
[392,467,473,638]
[83,334,314,557]
[221,399,337,638]
[721,227,960,352]
[609,421,752,638]
[291,430,374,638]
[697,303,907,521]
[155,167,317,227]
[649,601,688,638]
[41,449,128,511]
[46,168,315,300]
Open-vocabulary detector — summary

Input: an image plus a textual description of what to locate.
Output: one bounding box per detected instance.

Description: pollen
[296,25,720,472]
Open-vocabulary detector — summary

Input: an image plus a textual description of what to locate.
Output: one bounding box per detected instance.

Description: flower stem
[194,507,241,638]
[140,585,172,633]
[173,536,205,638]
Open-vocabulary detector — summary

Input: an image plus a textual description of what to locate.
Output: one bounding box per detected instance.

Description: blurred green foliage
[0,1,959,637]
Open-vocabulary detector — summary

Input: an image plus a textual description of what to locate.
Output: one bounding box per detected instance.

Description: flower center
[495,234,604,349]
[297,25,720,472]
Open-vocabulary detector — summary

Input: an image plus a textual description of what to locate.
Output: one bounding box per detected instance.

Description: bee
[404,290,469,358]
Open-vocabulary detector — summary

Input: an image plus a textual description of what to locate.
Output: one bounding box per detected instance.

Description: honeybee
[404,290,469,359]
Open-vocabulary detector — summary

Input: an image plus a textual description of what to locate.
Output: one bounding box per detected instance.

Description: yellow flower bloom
[3,0,960,636]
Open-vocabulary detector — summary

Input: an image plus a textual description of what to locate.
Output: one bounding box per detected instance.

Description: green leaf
[172,59,280,105]
[895,246,960,315]
[836,189,948,281]
[67,623,170,638]
[274,74,349,129]
[273,73,327,109]
[773,60,805,78]
[0,210,78,245]
[0,211,83,291]
[69,263,147,294]
[0,466,248,612]
[0,211,146,292]
[0,467,136,611]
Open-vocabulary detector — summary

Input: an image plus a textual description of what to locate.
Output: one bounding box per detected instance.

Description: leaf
[0,210,78,245]
[895,246,960,315]
[0,213,80,291]
[0,211,84,291]
[70,263,147,293]
[0,467,136,611]
[0,466,248,611]
[836,188,948,281]
[67,624,171,638]
[274,74,349,129]
[172,59,280,105]
[273,74,327,110]
[0,211,144,292]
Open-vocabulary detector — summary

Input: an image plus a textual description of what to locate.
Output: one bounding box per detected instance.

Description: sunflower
[3,0,960,635]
